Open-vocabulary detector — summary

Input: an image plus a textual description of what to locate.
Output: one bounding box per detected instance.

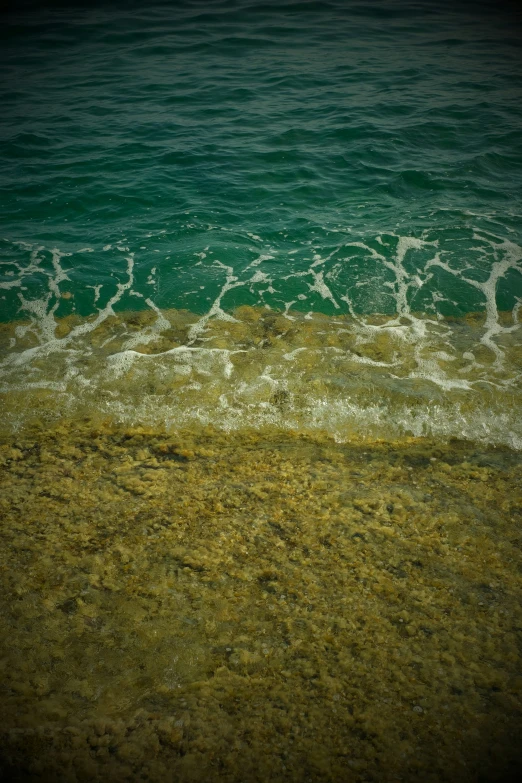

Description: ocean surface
[1,0,521,440]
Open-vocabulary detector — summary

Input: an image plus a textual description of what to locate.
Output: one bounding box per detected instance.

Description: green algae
[1,421,521,781]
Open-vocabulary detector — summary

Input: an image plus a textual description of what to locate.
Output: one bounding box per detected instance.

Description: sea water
[1,2,522,781]
[1,0,521,444]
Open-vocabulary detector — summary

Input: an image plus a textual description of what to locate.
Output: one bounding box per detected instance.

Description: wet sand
[1,421,521,781]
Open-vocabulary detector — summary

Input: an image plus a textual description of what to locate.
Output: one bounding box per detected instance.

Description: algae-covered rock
[0,424,521,782]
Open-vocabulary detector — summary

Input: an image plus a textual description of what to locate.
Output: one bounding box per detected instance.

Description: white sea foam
[0,232,521,445]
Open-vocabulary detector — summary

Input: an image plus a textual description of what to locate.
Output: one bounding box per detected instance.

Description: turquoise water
[1,0,521,443]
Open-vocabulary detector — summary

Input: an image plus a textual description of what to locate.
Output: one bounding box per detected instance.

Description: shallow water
[1,301,521,448]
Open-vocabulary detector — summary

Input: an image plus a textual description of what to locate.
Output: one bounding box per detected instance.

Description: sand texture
[0,422,521,781]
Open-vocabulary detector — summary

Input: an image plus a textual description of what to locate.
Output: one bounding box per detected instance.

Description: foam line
[1,232,521,447]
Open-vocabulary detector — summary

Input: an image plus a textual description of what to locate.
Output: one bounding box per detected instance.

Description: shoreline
[1,304,521,447]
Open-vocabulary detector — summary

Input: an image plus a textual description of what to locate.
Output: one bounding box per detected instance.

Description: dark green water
[1,0,521,444]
